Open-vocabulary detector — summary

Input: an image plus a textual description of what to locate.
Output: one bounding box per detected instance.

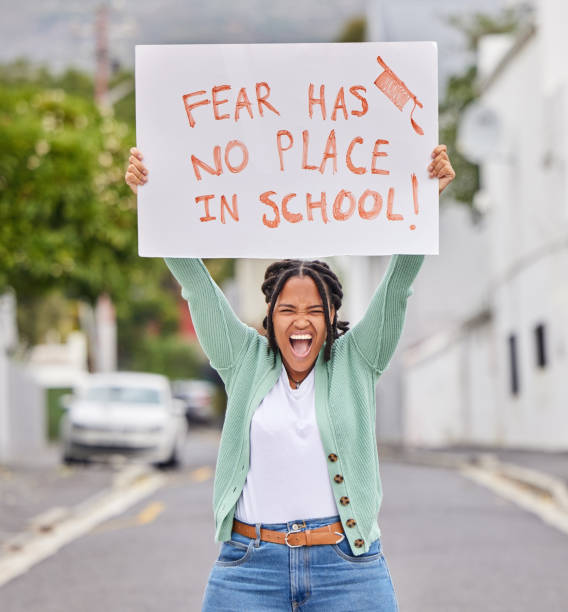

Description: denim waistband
[234,514,341,532]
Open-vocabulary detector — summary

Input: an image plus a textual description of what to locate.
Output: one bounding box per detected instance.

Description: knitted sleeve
[164,258,253,381]
[347,254,424,373]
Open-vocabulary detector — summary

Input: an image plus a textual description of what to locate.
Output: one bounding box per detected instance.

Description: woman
[125,144,455,611]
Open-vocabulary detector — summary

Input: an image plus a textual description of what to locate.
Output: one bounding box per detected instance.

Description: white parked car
[60,372,187,468]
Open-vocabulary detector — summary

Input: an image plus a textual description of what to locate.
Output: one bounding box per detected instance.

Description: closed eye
[278,308,324,313]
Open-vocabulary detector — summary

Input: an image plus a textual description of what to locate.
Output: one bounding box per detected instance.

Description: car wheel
[158,434,184,470]
[61,440,76,465]
[62,450,84,465]
[158,453,177,469]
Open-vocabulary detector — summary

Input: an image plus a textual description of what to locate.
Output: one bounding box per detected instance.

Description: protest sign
[135,42,438,257]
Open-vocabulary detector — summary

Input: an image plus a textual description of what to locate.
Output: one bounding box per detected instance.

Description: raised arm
[346,143,455,373]
[347,254,424,373]
[164,257,253,376]
[124,147,253,381]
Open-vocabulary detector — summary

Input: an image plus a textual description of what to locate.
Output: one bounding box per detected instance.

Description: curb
[478,456,568,513]
[0,464,167,587]
[1,463,156,556]
[380,446,568,514]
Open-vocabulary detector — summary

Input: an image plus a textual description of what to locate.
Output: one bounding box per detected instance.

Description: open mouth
[289,334,313,358]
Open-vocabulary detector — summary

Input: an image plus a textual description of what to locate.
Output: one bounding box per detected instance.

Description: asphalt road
[1,436,568,611]
[379,460,568,611]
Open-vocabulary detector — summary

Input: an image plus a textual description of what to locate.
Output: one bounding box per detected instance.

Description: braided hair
[261,259,350,362]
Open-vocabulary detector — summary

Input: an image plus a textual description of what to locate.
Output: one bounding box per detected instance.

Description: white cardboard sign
[135,42,438,258]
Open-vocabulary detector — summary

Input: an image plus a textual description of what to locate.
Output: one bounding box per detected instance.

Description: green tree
[336,16,367,43]
[0,61,232,378]
[0,66,172,356]
[440,7,530,205]
[0,82,138,302]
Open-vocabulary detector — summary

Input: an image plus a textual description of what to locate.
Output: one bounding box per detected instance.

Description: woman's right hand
[124,147,148,195]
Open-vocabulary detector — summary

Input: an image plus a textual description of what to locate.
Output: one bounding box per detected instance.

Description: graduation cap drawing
[374,56,424,136]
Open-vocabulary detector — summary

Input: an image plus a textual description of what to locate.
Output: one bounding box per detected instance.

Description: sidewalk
[0,426,221,554]
[0,443,120,551]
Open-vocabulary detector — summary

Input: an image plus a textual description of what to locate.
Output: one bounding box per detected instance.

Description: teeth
[290,334,312,340]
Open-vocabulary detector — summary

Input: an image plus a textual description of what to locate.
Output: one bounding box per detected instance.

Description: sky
[0,0,508,92]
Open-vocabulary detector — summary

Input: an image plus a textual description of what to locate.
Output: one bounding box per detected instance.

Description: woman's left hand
[428,144,456,194]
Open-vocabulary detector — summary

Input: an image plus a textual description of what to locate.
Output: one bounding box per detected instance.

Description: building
[402,0,568,450]
[231,0,567,451]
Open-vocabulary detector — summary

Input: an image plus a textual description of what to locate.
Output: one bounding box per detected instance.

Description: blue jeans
[202,514,398,611]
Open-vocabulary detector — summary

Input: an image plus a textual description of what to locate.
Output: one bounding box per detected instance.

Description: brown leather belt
[232,519,345,548]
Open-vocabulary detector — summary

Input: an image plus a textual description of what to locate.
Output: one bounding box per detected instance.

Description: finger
[431,144,447,158]
[125,170,145,188]
[427,155,448,175]
[427,150,448,169]
[431,157,450,175]
[127,164,146,183]
[124,172,138,194]
[130,147,143,160]
[129,155,148,175]
[430,150,449,165]
[438,160,456,178]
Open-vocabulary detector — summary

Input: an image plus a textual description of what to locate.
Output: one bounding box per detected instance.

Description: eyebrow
[277,303,324,309]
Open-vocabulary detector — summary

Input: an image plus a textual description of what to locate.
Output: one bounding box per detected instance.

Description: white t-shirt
[234,366,338,524]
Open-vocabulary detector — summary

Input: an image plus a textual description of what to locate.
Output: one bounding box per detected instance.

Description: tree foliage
[446,7,530,51]
[440,7,530,205]
[0,79,138,302]
[336,16,367,43]
[0,61,234,376]
[0,63,176,358]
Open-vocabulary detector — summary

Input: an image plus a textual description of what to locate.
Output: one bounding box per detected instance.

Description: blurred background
[1,1,567,611]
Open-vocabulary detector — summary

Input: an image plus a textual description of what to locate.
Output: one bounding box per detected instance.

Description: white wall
[5,361,47,463]
[403,313,497,447]
[0,293,17,463]
[479,18,568,449]
[0,293,49,464]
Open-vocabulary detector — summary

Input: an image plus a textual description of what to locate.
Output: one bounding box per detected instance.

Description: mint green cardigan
[165,254,424,555]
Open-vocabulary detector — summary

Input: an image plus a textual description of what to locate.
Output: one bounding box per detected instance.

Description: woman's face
[271,275,334,377]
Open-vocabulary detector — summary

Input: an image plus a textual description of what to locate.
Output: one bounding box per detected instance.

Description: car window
[83,386,162,404]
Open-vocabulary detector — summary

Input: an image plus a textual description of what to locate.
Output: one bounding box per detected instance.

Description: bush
[127,334,208,381]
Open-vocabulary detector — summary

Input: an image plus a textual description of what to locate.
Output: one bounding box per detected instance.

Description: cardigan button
[346,519,356,528]
[334,474,344,483]
[328,453,338,462]
[354,538,364,548]
[339,496,350,505]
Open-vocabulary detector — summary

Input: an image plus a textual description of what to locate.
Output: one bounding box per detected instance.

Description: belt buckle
[334,532,345,544]
[284,520,306,548]
[284,529,303,548]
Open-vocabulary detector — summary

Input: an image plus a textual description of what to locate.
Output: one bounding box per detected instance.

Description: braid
[264,267,299,364]
[262,258,350,362]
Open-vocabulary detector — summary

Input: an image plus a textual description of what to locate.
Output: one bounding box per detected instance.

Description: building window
[534,323,547,368]
[508,334,519,396]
